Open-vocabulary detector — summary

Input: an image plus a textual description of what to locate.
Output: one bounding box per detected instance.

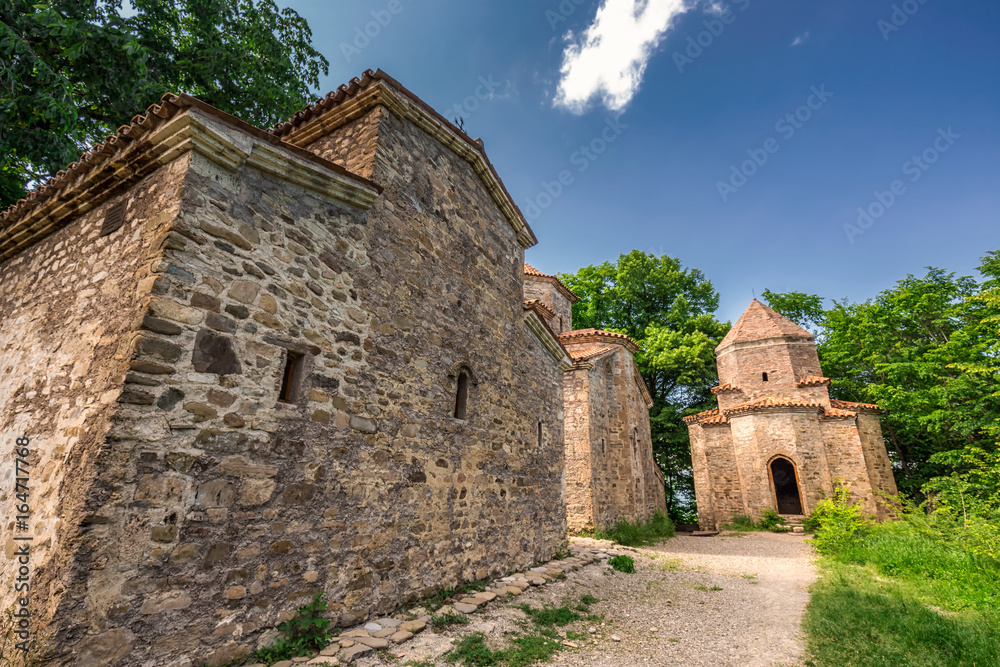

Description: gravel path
[356,532,816,667]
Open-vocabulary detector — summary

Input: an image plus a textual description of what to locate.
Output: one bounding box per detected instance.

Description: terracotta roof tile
[523,263,579,302]
[711,383,743,394]
[830,399,881,412]
[567,345,617,362]
[797,375,831,387]
[717,300,814,351]
[683,409,719,425]
[558,328,639,353]
[724,397,825,416]
[523,299,555,320]
[822,408,858,420]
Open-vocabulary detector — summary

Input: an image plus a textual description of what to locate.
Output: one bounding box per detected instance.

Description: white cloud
[554,0,695,114]
[791,31,810,47]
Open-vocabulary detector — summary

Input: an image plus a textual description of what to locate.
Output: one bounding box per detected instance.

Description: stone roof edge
[523,299,555,321]
[633,360,654,408]
[0,94,381,263]
[724,400,825,417]
[558,329,640,354]
[523,308,572,371]
[272,69,538,250]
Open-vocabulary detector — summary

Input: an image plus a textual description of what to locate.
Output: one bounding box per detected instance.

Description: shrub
[808,481,873,555]
[252,593,334,663]
[608,555,635,573]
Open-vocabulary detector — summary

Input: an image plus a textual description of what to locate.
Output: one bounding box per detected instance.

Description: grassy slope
[803,522,1000,667]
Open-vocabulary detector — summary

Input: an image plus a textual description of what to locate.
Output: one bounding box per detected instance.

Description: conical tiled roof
[717,300,813,350]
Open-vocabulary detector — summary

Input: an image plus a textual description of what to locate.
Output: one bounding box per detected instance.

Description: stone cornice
[276,73,538,249]
[0,101,380,263]
[524,310,572,371]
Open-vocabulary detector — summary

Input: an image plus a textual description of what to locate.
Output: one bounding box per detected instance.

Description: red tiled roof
[830,399,881,412]
[822,408,858,420]
[558,328,639,354]
[523,299,555,320]
[711,383,743,394]
[683,409,719,425]
[567,345,617,362]
[797,375,831,387]
[717,300,814,351]
[724,397,825,416]
[524,263,579,302]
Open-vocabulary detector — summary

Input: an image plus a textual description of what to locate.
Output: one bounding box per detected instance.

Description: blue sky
[286,0,999,324]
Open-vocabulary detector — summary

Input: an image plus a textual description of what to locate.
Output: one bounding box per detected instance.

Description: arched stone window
[454,370,470,419]
[448,363,477,420]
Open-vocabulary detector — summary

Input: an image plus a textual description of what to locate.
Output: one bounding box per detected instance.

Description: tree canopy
[560,251,730,521]
[0,0,328,208]
[764,252,1000,513]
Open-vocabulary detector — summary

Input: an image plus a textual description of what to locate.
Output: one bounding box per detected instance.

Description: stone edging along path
[248,545,614,666]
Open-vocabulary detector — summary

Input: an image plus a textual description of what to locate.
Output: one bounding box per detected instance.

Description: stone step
[780,514,806,526]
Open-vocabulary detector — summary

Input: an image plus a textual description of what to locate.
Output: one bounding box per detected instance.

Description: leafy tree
[760,288,826,337]
[0,0,328,208]
[560,251,730,522]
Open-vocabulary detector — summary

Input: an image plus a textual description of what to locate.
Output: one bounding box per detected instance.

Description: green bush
[594,511,675,546]
[252,593,334,663]
[608,555,635,573]
[808,482,874,554]
[724,510,789,533]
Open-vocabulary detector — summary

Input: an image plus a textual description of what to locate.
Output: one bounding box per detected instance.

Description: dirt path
[356,532,817,667]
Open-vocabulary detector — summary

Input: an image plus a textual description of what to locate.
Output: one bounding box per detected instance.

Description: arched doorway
[769,457,803,515]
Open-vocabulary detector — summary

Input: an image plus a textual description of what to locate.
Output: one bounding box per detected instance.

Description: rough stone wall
[819,419,878,513]
[854,414,898,518]
[2,100,568,665]
[716,339,823,409]
[299,108,382,180]
[562,368,595,531]
[562,347,664,530]
[523,279,573,335]
[0,157,188,659]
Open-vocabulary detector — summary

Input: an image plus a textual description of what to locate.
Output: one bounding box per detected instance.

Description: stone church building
[0,70,662,665]
[684,300,898,530]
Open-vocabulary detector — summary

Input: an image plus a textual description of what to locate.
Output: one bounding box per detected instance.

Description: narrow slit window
[278,351,303,403]
[537,420,543,447]
[454,370,470,419]
[762,372,769,382]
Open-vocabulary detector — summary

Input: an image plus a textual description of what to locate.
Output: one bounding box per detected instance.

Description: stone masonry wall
[523,279,573,335]
[562,368,594,532]
[0,157,189,660]
[3,101,568,666]
[856,413,898,518]
[563,347,664,530]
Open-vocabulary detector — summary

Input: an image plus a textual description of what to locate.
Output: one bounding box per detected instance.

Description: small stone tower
[685,300,897,529]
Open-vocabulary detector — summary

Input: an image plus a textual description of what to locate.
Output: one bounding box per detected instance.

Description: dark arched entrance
[770,457,803,515]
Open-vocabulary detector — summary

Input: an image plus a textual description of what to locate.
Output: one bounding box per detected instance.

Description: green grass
[723,510,790,533]
[607,554,635,573]
[594,511,675,546]
[804,560,1000,667]
[517,603,580,627]
[445,632,564,667]
[803,491,1000,666]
